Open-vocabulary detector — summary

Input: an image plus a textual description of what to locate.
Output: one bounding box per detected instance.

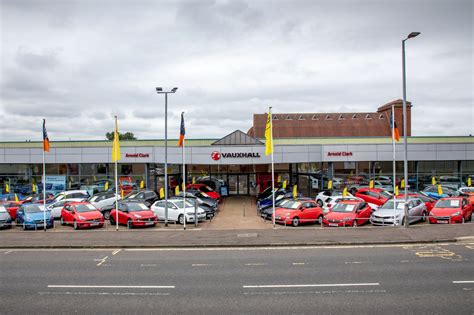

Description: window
[352,114,358,119]
[286,115,292,120]
[365,114,372,119]
[338,114,345,120]
[325,115,332,120]
[299,115,305,120]
[379,114,385,119]
[273,115,279,120]
[312,115,319,120]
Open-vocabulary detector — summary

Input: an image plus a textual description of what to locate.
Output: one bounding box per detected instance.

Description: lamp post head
[171,87,178,93]
[407,32,420,39]
[156,87,163,92]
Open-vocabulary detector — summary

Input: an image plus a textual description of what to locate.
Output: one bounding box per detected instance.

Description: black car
[124,190,159,207]
[170,196,215,219]
[180,189,218,211]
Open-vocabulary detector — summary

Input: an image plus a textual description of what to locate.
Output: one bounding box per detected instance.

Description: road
[1,243,473,314]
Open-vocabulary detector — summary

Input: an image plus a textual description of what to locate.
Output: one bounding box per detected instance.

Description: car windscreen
[281,201,301,210]
[88,195,99,202]
[126,203,149,212]
[126,193,140,199]
[331,203,357,213]
[380,200,405,210]
[380,191,392,198]
[435,199,460,209]
[200,186,213,193]
[75,204,98,212]
[23,205,46,213]
[171,200,187,208]
[330,191,343,196]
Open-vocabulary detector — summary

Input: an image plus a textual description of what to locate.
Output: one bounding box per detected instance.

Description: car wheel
[127,219,133,229]
[292,217,300,227]
[317,199,323,207]
[353,220,358,227]
[110,216,116,225]
[60,217,65,226]
[73,220,78,230]
[103,211,110,220]
[178,215,185,225]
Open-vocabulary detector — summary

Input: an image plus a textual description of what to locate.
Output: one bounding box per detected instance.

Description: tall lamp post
[156,87,178,227]
[402,32,420,228]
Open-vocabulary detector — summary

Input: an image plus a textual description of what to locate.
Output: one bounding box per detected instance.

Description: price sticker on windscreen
[86,204,96,210]
[345,205,355,212]
[139,204,148,210]
[450,200,460,207]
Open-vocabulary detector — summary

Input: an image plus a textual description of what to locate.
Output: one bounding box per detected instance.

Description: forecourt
[1,243,473,314]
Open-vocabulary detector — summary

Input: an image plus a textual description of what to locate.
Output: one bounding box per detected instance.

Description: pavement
[1,196,473,248]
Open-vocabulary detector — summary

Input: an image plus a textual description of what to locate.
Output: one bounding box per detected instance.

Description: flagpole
[114,116,119,231]
[270,107,275,229]
[43,131,46,232]
[392,105,396,216]
[183,128,186,231]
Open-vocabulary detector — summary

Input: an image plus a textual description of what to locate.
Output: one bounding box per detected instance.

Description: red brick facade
[248,99,412,138]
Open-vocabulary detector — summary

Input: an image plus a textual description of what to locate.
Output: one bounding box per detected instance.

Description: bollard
[194,200,198,228]
[243,202,246,217]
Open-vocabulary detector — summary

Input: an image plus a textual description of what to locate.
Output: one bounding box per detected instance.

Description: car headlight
[451,211,461,216]
[134,214,142,218]
[25,216,32,221]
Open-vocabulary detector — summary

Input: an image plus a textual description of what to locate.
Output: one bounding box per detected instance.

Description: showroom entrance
[227,174,251,195]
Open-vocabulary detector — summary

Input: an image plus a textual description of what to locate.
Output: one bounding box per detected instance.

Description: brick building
[247,99,412,138]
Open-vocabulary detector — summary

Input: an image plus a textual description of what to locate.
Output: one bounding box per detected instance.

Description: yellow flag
[282,180,287,189]
[111,117,121,162]
[32,183,36,193]
[192,177,195,184]
[437,185,443,195]
[395,186,399,196]
[121,189,124,199]
[277,175,281,183]
[264,109,273,156]
[14,194,19,202]
[342,187,348,197]
[292,185,298,198]
[369,180,374,189]
[140,180,145,189]
[401,179,405,189]
[104,181,109,190]
[175,185,180,196]
[432,176,436,185]
[328,180,333,190]
[468,178,472,187]
[159,187,165,199]
[182,183,185,191]
[5,183,9,193]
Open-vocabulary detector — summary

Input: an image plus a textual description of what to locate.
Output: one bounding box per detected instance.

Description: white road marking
[47,285,175,289]
[245,263,267,266]
[112,249,121,256]
[192,264,212,267]
[452,281,474,284]
[3,250,12,255]
[244,289,386,295]
[96,256,108,266]
[243,283,380,289]
[344,261,365,264]
[141,264,157,267]
[400,260,410,263]
[292,262,305,265]
[39,291,170,296]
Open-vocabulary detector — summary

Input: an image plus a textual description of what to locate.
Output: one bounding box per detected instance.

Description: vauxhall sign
[211,151,261,161]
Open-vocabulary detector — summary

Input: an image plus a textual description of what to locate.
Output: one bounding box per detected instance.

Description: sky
[0,0,472,141]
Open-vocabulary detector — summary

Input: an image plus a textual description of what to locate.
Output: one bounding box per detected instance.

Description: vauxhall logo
[211,151,261,161]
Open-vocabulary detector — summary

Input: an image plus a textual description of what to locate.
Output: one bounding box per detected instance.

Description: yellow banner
[5,183,9,193]
[192,177,196,184]
[159,187,164,199]
[14,193,19,202]
[432,176,436,185]
[111,117,121,162]
[468,178,472,187]
[104,181,109,191]
[292,185,298,198]
[277,175,281,183]
[369,180,374,189]
[437,185,443,195]
[327,180,333,190]
[395,186,399,196]
[32,183,36,193]
[282,180,287,189]
[175,185,180,196]
[121,189,124,199]
[140,180,145,189]
[342,187,348,197]
[400,179,405,189]
[264,109,273,156]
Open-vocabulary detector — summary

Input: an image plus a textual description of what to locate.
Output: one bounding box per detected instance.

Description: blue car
[16,204,54,230]
[0,193,26,202]
[421,185,458,200]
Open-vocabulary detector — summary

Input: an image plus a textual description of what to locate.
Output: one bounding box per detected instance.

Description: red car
[429,197,473,224]
[1,201,23,220]
[273,199,323,227]
[355,188,392,208]
[186,184,221,202]
[395,193,436,213]
[322,200,373,227]
[60,202,104,229]
[110,201,157,228]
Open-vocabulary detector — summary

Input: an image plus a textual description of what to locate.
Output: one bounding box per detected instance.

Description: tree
[105,131,137,141]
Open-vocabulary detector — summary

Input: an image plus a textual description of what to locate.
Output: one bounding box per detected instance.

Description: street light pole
[156,87,178,227]
[402,32,420,228]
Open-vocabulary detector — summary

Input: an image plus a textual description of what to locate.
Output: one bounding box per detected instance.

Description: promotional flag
[328,180,333,190]
[265,110,273,156]
[182,182,185,191]
[390,113,400,142]
[277,175,281,183]
[32,183,36,193]
[468,178,472,187]
[192,177,195,184]
[111,118,121,162]
[401,179,405,189]
[432,176,436,185]
[282,180,287,189]
[5,183,9,193]
[342,187,348,197]
[292,185,298,198]
[178,112,185,147]
[437,185,443,195]
[395,186,399,196]
[104,181,109,190]
[121,189,124,200]
[14,194,19,202]
[43,119,50,152]
[175,185,180,196]
[159,187,164,199]
[140,181,145,189]
[369,180,374,189]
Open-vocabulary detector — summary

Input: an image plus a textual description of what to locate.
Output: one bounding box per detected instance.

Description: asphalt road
[1,243,473,314]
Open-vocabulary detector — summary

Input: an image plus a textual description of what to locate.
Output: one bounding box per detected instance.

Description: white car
[88,192,119,210]
[324,196,364,214]
[370,198,427,226]
[151,199,206,225]
[315,190,354,208]
[52,190,89,203]
[47,199,78,219]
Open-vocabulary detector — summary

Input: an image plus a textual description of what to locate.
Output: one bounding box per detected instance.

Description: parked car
[348,181,393,194]
[369,176,393,185]
[0,193,26,202]
[110,201,157,228]
[257,189,298,211]
[181,190,219,211]
[273,199,323,227]
[260,197,313,220]
[1,201,22,220]
[15,204,54,230]
[315,190,353,207]
[354,188,392,209]
[322,200,373,227]
[396,193,437,213]
[428,197,473,224]
[123,190,159,207]
[370,198,427,226]
[51,190,89,204]
[186,184,221,202]
[88,192,119,211]
[438,176,465,190]
[151,199,206,224]
[60,202,104,229]
[47,199,78,219]
[0,205,13,229]
[170,196,215,219]
[422,185,458,200]
[196,176,226,194]
[324,196,364,214]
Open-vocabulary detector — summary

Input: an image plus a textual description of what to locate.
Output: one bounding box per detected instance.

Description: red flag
[178,112,185,147]
[43,119,50,152]
[390,114,400,142]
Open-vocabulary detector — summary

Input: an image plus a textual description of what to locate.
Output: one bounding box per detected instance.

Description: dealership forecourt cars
[60,202,105,229]
[15,204,54,230]
[370,198,427,226]
[110,201,157,228]
[428,197,473,224]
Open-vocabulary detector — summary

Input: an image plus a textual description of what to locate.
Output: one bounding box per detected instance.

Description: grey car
[370,198,427,226]
[0,206,13,228]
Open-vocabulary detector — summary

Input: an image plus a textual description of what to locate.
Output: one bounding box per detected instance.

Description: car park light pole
[156,87,178,227]
[402,32,420,228]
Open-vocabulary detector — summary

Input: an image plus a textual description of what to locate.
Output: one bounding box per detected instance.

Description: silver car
[370,198,427,226]
[47,199,77,219]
